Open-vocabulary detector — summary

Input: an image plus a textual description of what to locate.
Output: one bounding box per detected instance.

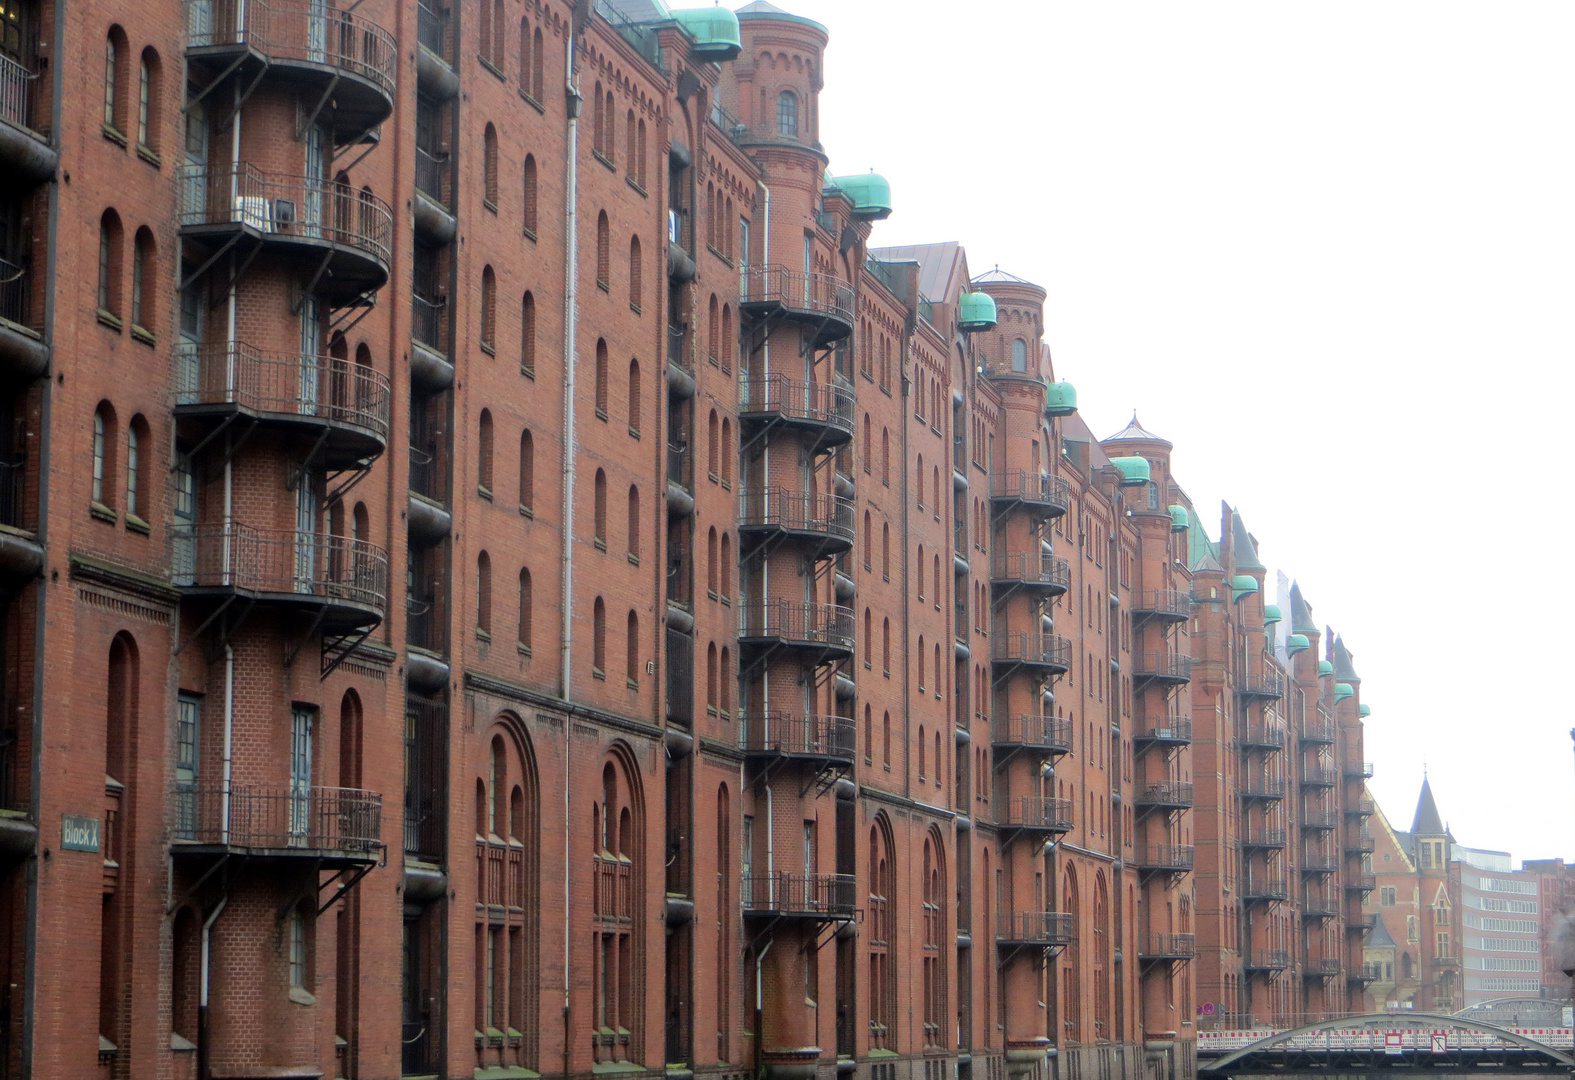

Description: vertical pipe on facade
[561,21,582,1076]
[222,645,234,844]
[198,895,228,1080]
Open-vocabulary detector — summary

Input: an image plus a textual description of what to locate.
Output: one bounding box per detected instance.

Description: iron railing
[1300,718,1335,743]
[738,372,855,434]
[664,626,693,727]
[174,341,391,440]
[1301,764,1339,787]
[980,351,1045,381]
[411,293,447,353]
[953,517,969,556]
[0,53,42,135]
[667,324,687,369]
[1310,957,1342,976]
[1241,725,1286,749]
[1241,777,1286,799]
[1134,781,1194,809]
[1302,808,1339,829]
[1301,888,1339,917]
[1356,962,1384,982]
[738,488,854,543]
[991,631,1071,670]
[1134,653,1192,682]
[665,440,691,493]
[740,264,854,326]
[1348,796,1375,817]
[1344,760,1374,779]
[1344,833,1375,854]
[990,469,1069,511]
[996,795,1073,832]
[179,163,393,267]
[172,782,381,853]
[740,712,856,760]
[991,550,1069,591]
[738,600,855,651]
[1138,845,1195,872]
[403,693,447,860]
[0,255,35,329]
[1244,950,1290,971]
[413,146,450,208]
[593,0,661,67]
[1345,873,1377,892]
[1241,874,1289,901]
[1242,828,1288,848]
[707,99,746,143]
[1301,853,1339,874]
[1141,933,1197,959]
[1239,670,1284,699]
[176,522,389,612]
[741,872,856,916]
[415,1,447,60]
[996,910,1074,946]
[1135,717,1192,744]
[0,455,24,530]
[184,0,398,98]
[1132,588,1191,619]
[408,446,444,502]
[991,714,1073,754]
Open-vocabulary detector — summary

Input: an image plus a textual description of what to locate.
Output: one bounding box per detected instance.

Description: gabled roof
[1232,510,1265,571]
[1366,916,1396,948]
[869,242,967,305]
[1412,776,1446,838]
[1370,793,1416,872]
[1188,508,1221,572]
[1104,412,1172,448]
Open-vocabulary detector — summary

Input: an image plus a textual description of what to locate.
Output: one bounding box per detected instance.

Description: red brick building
[0,0,1373,1077]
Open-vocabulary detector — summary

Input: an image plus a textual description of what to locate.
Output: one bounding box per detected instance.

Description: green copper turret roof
[1358,703,1372,718]
[673,6,741,59]
[831,172,892,220]
[1168,505,1189,531]
[1045,381,1077,417]
[957,291,997,331]
[1333,682,1355,702]
[1188,509,1221,572]
[1317,660,1333,676]
[1232,510,1265,571]
[1110,456,1150,486]
[1262,604,1282,623]
[1230,574,1259,599]
[1285,634,1310,654]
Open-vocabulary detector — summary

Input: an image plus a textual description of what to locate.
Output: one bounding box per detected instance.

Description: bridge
[1197,1012,1575,1075]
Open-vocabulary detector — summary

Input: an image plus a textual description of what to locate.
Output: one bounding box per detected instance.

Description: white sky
[782,0,1575,861]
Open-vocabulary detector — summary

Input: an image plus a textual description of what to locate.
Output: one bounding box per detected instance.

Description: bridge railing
[1196,1017,1575,1054]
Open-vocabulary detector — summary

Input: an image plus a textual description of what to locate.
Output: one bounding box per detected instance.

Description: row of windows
[103,27,162,157]
[474,4,547,104]
[1470,956,1540,972]
[1473,876,1537,895]
[1472,937,1538,953]
[590,81,649,190]
[96,211,157,338]
[89,401,152,526]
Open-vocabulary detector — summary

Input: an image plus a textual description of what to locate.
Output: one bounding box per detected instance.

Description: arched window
[518,568,533,653]
[862,511,872,569]
[483,123,499,207]
[707,294,719,363]
[625,610,639,684]
[917,637,926,691]
[591,751,645,1061]
[137,48,160,151]
[719,533,731,598]
[628,358,641,435]
[626,485,640,561]
[518,429,534,514]
[706,528,718,596]
[104,27,129,135]
[475,719,541,1061]
[863,704,872,764]
[476,551,492,635]
[594,338,609,417]
[776,89,798,138]
[881,521,890,580]
[522,155,539,237]
[130,227,154,331]
[625,110,636,180]
[881,617,891,674]
[477,409,494,493]
[862,415,871,472]
[636,119,647,188]
[882,711,891,767]
[521,291,536,376]
[867,816,895,1048]
[518,18,532,94]
[917,724,925,777]
[1011,338,1027,372]
[921,834,947,1045]
[916,544,925,601]
[592,598,606,673]
[721,304,733,373]
[628,236,642,311]
[719,419,732,485]
[592,83,604,151]
[126,414,149,521]
[706,643,718,712]
[880,427,890,485]
[480,266,496,350]
[530,28,545,100]
[707,410,719,480]
[92,402,117,509]
[98,210,123,320]
[593,469,607,547]
[596,211,610,288]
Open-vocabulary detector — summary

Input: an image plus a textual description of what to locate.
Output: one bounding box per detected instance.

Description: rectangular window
[289,706,314,841]
[289,911,306,988]
[174,693,199,837]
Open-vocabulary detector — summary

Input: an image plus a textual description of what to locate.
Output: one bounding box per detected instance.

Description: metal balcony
[174,342,391,468]
[990,632,1071,677]
[1300,854,1339,875]
[991,714,1072,756]
[1344,760,1374,780]
[990,550,1070,597]
[1140,933,1196,962]
[0,53,55,182]
[1347,796,1375,818]
[996,910,1074,949]
[1241,829,1288,850]
[1346,912,1377,933]
[737,373,855,447]
[1301,764,1338,788]
[665,442,694,517]
[1134,781,1193,812]
[1302,809,1339,830]
[740,712,856,766]
[1242,875,1289,902]
[989,470,1069,518]
[741,872,856,920]
[170,783,381,864]
[1244,950,1290,972]
[179,165,393,302]
[1301,889,1339,920]
[412,147,455,243]
[1133,653,1192,686]
[1305,957,1341,978]
[1299,719,1335,744]
[1238,670,1284,700]
[738,600,855,661]
[995,795,1073,836]
[1133,717,1192,747]
[738,488,854,554]
[1344,872,1377,894]
[1344,833,1376,854]
[175,523,388,630]
[1351,962,1383,985]
[738,265,854,346]
[980,352,1046,384]
[184,0,397,138]
[1131,588,1190,622]
[1240,777,1286,800]
[1241,725,1286,750]
[0,255,47,380]
[1137,845,1195,874]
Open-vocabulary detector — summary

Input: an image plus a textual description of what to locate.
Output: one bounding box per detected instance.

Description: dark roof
[1367,917,1396,948]
[1411,777,1446,837]
[1232,510,1265,571]
[1104,412,1172,447]
[1333,635,1360,682]
[1289,582,1316,634]
[868,242,968,305]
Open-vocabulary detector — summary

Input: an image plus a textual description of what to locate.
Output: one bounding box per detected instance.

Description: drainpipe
[754,937,774,1078]
[222,645,234,843]
[198,894,229,1080]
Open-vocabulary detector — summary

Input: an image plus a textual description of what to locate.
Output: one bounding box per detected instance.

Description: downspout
[197,895,229,1080]
[754,937,774,1078]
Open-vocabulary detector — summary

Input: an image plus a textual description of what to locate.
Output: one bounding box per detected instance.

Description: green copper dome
[1230,574,1259,600]
[673,7,741,60]
[830,172,892,220]
[957,291,997,332]
[1334,682,1355,702]
[1045,381,1077,417]
[1285,633,1310,654]
[1168,505,1189,531]
[1110,456,1150,486]
[1263,604,1282,623]
[1358,703,1372,718]
[1317,660,1333,677]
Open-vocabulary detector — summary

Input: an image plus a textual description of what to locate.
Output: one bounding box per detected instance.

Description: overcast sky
[781,0,1575,862]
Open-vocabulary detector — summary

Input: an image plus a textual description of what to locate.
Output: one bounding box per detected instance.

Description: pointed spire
[1103,412,1172,447]
[1289,581,1317,634]
[1333,635,1360,682]
[1231,509,1265,571]
[1411,777,1446,838]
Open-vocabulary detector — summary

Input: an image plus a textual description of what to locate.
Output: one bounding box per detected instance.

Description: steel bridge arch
[1454,996,1567,1018]
[1201,1011,1575,1075]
